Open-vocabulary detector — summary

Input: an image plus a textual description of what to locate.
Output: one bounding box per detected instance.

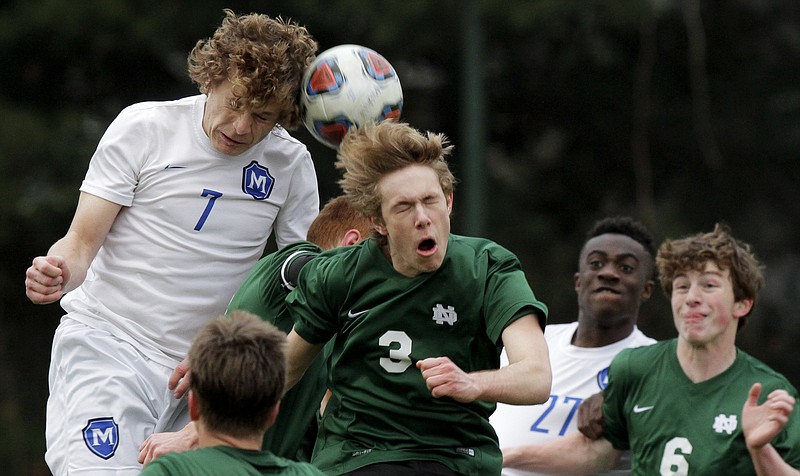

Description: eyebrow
[585,250,640,262]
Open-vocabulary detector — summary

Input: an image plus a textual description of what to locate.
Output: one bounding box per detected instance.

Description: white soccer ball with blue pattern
[300,44,403,149]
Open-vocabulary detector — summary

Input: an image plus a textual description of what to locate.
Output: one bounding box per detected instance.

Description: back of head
[189,311,286,439]
[584,216,656,276]
[336,120,456,225]
[187,9,318,130]
[656,223,765,324]
[306,196,372,250]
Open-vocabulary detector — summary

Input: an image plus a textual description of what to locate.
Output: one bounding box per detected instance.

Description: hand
[416,357,479,403]
[25,256,70,304]
[138,422,198,465]
[742,383,795,450]
[578,391,606,440]
[169,358,191,399]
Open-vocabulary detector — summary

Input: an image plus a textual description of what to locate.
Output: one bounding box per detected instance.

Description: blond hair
[336,121,456,243]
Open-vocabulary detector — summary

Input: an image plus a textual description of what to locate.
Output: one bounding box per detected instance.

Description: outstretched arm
[502,431,620,474]
[25,192,120,304]
[743,383,800,476]
[417,314,551,405]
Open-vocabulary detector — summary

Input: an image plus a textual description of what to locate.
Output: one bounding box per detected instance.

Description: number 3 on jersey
[379,330,412,373]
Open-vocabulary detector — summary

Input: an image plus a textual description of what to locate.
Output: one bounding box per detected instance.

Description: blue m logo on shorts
[82,417,119,459]
[242,161,274,200]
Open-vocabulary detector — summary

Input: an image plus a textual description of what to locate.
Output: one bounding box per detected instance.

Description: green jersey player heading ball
[284,120,553,476]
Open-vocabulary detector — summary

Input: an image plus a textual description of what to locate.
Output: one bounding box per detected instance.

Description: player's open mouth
[418,238,437,256]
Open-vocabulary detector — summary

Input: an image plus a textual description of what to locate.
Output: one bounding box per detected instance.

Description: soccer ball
[300,44,403,149]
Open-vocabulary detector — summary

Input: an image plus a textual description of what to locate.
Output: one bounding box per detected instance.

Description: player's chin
[416,253,445,273]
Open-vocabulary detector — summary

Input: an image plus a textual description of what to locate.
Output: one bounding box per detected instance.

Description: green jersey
[227,241,325,461]
[139,445,325,475]
[603,339,800,475]
[287,234,548,475]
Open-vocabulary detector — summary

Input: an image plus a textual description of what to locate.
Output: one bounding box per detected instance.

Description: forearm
[285,329,323,391]
[502,432,619,474]
[491,313,552,404]
[472,357,551,405]
[46,193,120,293]
[47,233,94,293]
[749,443,800,476]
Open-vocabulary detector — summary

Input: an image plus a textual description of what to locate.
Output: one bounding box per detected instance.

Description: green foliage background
[2,1,799,474]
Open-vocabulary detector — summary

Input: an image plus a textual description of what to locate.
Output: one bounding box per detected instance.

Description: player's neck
[676,339,737,383]
[572,316,635,348]
[197,423,263,451]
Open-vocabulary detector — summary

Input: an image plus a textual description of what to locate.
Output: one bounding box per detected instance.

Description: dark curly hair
[187,9,318,130]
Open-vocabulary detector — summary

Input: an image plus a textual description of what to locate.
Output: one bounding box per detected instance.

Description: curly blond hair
[656,223,765,329]
[187,9,318,130]
[335,121,456,245]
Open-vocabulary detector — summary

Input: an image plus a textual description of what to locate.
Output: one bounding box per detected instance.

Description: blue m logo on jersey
[597,367,610,390]
[242,161,274,200]
[82,417,119,460]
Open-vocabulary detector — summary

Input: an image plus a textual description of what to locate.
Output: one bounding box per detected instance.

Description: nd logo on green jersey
[432,304,457,326]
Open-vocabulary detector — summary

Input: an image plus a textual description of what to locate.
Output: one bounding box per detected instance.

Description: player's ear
[371,216,387,236]
[446,192,454,214]
[640,279,655,302]
[341,229,362,246]
[188,390,200,422]
[733,298,753,318]
[265,402,280,429]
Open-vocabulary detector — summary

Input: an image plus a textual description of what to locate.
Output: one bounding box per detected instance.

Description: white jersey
[491,321,656,476]
[60,95,319,366]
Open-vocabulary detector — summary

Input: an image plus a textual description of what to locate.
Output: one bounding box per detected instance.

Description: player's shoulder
[278,241,323,291]
[613,338,673,368]
[448,234,519,261]
[294,240,368,284]
[111,96,196,132]
[261,125,312,157]
[278,240,322,257]
[736,348,798,394]
[120,95,196,116]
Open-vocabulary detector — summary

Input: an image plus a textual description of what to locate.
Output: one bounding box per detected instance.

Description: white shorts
[45,318,190,475]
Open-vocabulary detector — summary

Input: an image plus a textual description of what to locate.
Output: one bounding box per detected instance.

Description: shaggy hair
[656,223,765,329]
[336,121,456,244]
[187,9,317,130]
